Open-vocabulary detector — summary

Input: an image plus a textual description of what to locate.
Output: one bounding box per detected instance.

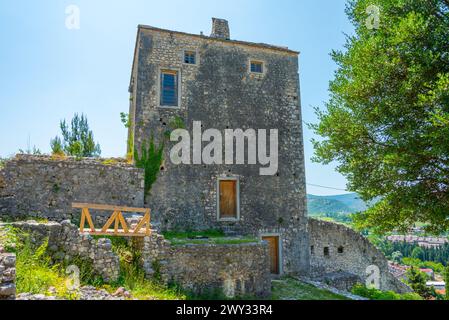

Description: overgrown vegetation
[51,113,101,158]
[120,112,134,161]
[162,229,258,246]
[134,136,164,195]
[351,284,422,300]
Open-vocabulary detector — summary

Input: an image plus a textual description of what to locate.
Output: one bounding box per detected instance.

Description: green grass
[102,236,186,300]
[162,229,258,246]
[162,229,225,240]
[15,237,79,299]
[271,278,349,300]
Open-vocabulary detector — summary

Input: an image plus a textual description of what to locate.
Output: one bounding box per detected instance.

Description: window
[218,178,239,220]
[160,70,178,106]
[184,51,196,64]
[250,61,263,73]
[338,246,344,254]
[310,246,315,255]
[323,247,329,257]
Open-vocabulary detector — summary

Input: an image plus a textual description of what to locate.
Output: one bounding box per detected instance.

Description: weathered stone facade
[0,250,16,300]
[140,233,271,298]
[308,219,411,293]
[129,18,309,275]
[0,155,145,223]
[10,220,120,282]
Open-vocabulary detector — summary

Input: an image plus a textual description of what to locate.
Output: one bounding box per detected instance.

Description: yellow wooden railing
[72,203,151,237]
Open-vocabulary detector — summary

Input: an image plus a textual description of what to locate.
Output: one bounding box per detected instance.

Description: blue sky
[0,0,354,195]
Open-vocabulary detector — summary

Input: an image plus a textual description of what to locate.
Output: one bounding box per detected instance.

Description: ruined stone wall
[0,250,16,300]
[130,25,309,275]
[141,233,271,298]
[11,220,120,282]
[0,155,145,223]
[308,218,411,293]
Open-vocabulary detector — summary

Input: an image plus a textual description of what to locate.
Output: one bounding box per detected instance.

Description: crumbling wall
[11,220,120,282]
[308,218,411,293]
[0,250,16,300]
[0,155,145,223]
[141,233,271,298]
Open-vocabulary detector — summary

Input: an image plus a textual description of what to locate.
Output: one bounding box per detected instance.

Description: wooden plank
[118,212,129,233]
[146,210,151,235]
[79,209,86,233]
[114,213,119,234]
[133,214,147,234]
[72,202,148,213]
[101,211,118,233]
[84,208,96,232]
[85,229,149,237]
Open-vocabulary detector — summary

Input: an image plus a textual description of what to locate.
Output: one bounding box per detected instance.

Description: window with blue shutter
[160,70,178,106]
[184,51,196,64]
[250,61,263,73]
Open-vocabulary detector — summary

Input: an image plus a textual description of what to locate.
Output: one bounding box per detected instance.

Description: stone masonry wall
[0,250,16,300]
[129,23,309,275]
[141,233,271,298]
[0,155,145,223]
[308,219,411,293]
[10,220,120,282]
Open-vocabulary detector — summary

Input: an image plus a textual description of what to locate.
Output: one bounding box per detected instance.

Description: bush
[351,284,422,300]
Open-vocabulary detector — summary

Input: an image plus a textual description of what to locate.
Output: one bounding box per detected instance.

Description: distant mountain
[307,193,371,215]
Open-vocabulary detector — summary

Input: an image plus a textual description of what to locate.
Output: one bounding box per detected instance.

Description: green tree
[312,0,449,234]
[405,267,433,299]
[411,247,424,260]
[391,251,403,263]
[53,113,101,158]
[444,265,449,300]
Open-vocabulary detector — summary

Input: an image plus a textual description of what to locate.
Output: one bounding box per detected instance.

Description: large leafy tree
[51,113,101,157]
[312,0,449,234]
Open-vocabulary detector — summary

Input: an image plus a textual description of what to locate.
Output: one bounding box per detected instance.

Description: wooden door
[262,236,279,274]
[219,180,237,218]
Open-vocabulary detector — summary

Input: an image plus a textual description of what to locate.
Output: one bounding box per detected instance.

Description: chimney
[210,18,230,40]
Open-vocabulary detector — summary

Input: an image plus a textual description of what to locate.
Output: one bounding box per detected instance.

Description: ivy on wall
[134,136,164,195]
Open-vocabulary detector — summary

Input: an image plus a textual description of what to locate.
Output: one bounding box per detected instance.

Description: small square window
[338,246,344,254]
[184,51,196,64]
[250,61,263,73]
[323,247,329,257]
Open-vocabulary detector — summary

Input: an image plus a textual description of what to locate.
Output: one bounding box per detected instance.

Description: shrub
[351,284,422,300]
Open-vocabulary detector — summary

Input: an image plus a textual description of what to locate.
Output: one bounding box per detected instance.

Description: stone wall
[0,250,16,300]
[141,233,271,298]
[11,220,120,282]
[0,155,145,223]
[308,218,411,293]
[129,21,309,275]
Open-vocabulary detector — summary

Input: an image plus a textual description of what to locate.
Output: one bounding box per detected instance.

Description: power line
[306,183,349,192]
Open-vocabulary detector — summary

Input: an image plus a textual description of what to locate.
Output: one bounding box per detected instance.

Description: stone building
[128,18,309,276]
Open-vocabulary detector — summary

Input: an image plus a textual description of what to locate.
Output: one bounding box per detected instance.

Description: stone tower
[128,18,309,275]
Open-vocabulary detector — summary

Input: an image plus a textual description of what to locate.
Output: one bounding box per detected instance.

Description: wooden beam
[83,208,96,232]
[72,202,148,213]
[101,211,118,233]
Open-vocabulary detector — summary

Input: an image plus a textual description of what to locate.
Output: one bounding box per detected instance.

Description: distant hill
[307,193,371,215]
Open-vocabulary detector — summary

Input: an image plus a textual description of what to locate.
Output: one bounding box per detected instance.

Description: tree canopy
[312,0,449,233]
[51,113,101,158]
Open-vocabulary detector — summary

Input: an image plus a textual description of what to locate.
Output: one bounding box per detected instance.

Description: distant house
[420,268,434,280]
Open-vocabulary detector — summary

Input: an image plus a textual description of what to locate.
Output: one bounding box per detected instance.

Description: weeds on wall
[134,136,164,196]
[120,112,134,162]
